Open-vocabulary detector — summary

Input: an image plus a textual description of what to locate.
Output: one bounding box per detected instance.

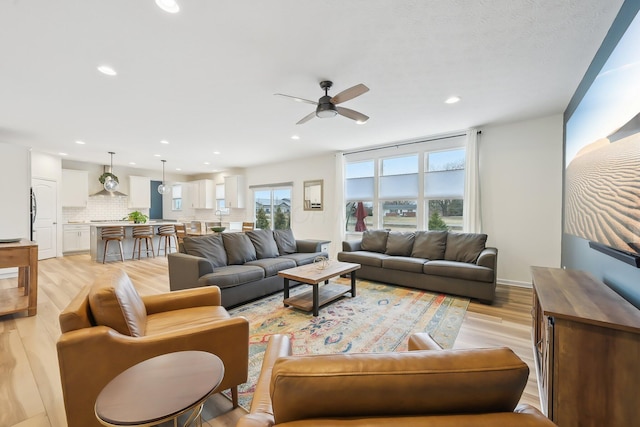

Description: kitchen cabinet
[531,266,640,426]
[224,175,245,208]
[190,179,214,209]
[61,169,89,207]
[63,224,90,253]
[128,176,151,208]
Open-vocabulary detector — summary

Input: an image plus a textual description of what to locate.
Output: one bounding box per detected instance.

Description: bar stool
[156,225,178,256]
[101,226,125,263]
[131,225,155,259]
[242,222,255,232]
[175,223,187,245]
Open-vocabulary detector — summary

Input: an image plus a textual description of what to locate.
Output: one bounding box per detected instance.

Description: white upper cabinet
[61,169,89,207]
[128,176,151,208]
[224,175,245,208]
[191,179,214,209]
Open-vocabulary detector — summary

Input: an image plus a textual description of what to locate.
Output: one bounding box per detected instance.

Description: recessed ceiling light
[160,140,169,144]
[155,0,180,14]
[445,96,461,104]
[213,151,220,155]
[204,162,210,165]
[75,140,86,145]
[291,135,300,140]
[59,152,68,156]
[356,120,367,125]
[129,162,136,165]
[154,154,161,157]
[175,168,182,171]
[97,65,117,76]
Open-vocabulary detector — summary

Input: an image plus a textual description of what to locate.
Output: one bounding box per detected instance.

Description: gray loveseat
[168,229,328,308]
[337,230,497,302]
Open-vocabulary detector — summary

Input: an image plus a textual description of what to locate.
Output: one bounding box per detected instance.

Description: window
[345,161,374,232]
[253,186,292,230]
[425,149,465,231]
[344,135,466,232]
[171,184,182,211]
[215,183,226,211]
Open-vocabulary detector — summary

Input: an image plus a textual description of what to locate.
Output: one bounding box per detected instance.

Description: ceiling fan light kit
[276,80,369,125]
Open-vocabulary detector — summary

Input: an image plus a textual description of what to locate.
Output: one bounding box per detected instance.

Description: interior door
[32,178,57,260]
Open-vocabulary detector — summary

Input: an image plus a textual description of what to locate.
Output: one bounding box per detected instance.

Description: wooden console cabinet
[531,266,640,427]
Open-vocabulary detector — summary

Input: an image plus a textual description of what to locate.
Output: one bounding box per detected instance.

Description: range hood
[90,165,128,197]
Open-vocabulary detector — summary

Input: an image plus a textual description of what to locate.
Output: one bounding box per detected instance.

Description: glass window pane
[424,170,464,198]
[254,190,271,230]
[380,174,418,198]
[381,201,417,231]
[427,149,465,172]
[273,189,291,230]
[346,177,374,200]
[346,161,374,179]
[382,155,418,176]
[345,201,374,232]
[427,199,463,231]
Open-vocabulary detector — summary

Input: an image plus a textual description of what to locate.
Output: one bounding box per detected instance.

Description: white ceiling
[0,0,624,175]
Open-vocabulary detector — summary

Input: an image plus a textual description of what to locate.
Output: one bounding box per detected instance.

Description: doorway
[31,178,57,259]
[150,180,163,219]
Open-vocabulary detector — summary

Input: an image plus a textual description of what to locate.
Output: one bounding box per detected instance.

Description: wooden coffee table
[278,261,361,316]
[95,351,224,427]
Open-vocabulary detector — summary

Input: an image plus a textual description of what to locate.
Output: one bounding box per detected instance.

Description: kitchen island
[89,222,180,262]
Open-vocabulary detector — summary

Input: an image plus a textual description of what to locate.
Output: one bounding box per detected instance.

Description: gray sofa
[337,230,497,303]
[168,229,328,308]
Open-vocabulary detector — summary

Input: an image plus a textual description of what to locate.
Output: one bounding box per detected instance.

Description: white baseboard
[497,278,532,288]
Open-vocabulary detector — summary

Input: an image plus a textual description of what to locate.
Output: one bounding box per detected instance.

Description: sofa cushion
[273,229,298,255]
[444,232,487,263]
[360,230,389,253]
[385,231,415,256]
[281,251,328,266]
[411,231,448,260]
[222,233,258,265]
[424,260,494,283]
[145,305,231,336]
[381,256,427,273]
[198,265,265,289]
[246,257,297,277]
[246,229,280,259]
[88,270,147,337]
[337,250,389,267]
[182,234,228,268]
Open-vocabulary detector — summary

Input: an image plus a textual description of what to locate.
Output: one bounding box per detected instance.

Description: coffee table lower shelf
[284,283,353,313]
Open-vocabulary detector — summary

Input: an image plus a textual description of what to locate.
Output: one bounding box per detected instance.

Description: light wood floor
[1,254,539,427]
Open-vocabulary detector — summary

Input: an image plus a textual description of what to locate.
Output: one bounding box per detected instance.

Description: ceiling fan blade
[336,106,369,123]
[331,83,369,104]
[296,111,316,125]
[274,93,318,105]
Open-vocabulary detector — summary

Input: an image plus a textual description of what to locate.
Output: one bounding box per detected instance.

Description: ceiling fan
[275,80,369,125]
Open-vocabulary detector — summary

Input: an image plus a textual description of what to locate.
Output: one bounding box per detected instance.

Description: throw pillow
[273,229,298,255]
[360,230,389,253]
[411,231,448,260]
[444,232,488,263]
[182,234,228,268]
[222,232,258,265]
[385,231,415,256]
[246,229,280,259]
[88,270,147,337]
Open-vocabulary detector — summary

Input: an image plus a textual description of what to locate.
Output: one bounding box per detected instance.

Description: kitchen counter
[89,222,179,262]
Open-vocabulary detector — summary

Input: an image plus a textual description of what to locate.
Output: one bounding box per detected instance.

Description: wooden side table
[0,239,38,317]
[95,351,224,427]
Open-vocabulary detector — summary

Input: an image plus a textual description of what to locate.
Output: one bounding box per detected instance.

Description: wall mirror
[303,180,323,211]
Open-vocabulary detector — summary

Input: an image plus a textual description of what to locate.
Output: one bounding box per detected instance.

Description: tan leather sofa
[56,269,249,427]
[237,333,557,427]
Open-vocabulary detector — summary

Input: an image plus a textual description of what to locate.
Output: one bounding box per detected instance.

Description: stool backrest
[101,226,125,239]
[158,225,176,235]
[132,225,153,237]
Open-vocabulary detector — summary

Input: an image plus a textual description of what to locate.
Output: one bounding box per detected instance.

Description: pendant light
[104,152,119,192]
[158,159,170,195]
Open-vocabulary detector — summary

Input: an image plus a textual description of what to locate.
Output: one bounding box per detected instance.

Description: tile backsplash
[62,198,149,223]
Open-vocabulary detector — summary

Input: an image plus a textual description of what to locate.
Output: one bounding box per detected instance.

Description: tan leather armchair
[56,269,249,427]
[237,333,557,427]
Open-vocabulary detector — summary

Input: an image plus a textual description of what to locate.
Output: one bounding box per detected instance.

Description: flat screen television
[564,8,640,266]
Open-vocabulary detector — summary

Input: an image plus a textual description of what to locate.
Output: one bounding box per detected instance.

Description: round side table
[95,351,224,427]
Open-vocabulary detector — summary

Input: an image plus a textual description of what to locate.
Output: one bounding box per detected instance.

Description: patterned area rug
[226,279,470,410]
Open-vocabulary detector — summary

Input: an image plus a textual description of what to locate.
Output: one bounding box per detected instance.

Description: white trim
[497,278,532,288]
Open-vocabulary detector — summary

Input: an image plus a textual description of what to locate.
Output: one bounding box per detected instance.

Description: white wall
[479,114,563,285]
[244,154,341,256]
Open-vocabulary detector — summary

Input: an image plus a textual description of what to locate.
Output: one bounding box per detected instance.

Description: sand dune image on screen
[564,132,640,253]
